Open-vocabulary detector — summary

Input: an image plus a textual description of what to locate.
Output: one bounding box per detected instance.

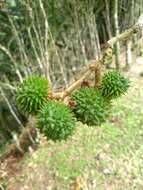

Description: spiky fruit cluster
[16,76,49,115]
[71,88,111,126]
[37,101,76,141]
[101,71,130,99]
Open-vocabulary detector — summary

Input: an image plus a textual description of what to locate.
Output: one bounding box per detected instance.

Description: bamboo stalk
[113,0,120,70]
[0,45,23,82]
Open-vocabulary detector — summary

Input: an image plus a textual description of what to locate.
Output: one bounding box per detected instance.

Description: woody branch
[51,14,143,101]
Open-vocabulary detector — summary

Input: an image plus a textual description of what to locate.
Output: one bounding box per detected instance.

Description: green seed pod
[71,88,111,126]
[101,71,130,99]
[16,76,49,115]
[37,101,76,141]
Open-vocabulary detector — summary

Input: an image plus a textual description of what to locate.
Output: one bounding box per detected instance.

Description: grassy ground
[2,63,143,190]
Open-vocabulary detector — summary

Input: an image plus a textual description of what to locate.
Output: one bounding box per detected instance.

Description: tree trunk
[114,0,120,70]
[124,0,134,67]
[104,0,112,39]
[125,40,132,68]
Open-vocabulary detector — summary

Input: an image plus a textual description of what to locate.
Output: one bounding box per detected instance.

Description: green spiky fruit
[71,88,111,126]
[101,71,130,99]
[37,101,76,141]
[16,76,49,114]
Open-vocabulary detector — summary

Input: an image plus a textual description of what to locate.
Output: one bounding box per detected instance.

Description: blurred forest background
[0,0,143,147]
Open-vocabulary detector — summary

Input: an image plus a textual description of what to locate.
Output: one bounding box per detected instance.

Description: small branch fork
[51,14,143,101]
